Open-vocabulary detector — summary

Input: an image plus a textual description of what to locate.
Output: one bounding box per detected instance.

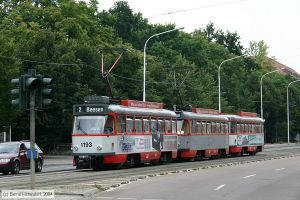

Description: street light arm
[143,27,184,102]
[260,69,282,83]
[260,68,285,119]
[217,54,247,113]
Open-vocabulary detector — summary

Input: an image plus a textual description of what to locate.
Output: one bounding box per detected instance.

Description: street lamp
[218,54,246,113]
[143,27,184,102]
[260,68,284,119]
[287,79,300,144]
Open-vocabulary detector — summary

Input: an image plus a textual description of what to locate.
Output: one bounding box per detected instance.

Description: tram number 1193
[81,142,92,147]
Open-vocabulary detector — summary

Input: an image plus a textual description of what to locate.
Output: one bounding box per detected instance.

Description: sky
[94,0,300,73]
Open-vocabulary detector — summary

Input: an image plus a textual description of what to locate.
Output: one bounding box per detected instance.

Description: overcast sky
[95,0,300,73]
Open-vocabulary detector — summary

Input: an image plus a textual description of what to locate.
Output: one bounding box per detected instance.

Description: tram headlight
[97,145,103,151]
[73,145,79,151]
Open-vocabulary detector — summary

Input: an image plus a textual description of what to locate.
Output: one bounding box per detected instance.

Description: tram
[227,112,264,156]
[71,96,264,170]
[72,96,178,169]
[176,107,229,160]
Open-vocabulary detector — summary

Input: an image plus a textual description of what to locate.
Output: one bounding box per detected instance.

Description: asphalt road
[92,155,300,200]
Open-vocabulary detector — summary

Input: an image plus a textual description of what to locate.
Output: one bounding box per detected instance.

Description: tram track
[0,147,299,190]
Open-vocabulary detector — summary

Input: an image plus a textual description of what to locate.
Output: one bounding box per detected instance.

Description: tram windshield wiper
[77,121,87,134]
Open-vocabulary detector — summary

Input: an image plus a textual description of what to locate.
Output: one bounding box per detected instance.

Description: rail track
[0,144,299,190]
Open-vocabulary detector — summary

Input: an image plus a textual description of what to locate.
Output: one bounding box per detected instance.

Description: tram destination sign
[73,104,109,115]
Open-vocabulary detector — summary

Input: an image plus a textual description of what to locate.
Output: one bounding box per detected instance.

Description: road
[93,152,300,200]
[0,144,299,200]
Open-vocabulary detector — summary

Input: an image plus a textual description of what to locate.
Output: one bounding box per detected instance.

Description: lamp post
[260,68,283,119]
[287,79,300,144]
[218,54,246,113]
[143,27,184,102]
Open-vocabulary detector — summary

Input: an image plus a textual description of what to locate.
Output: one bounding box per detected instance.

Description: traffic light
[11,76,27,109]
[36,75,52,109]
[11,69,52,110]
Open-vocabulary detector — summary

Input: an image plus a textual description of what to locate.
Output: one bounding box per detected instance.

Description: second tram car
[176,108,229,160]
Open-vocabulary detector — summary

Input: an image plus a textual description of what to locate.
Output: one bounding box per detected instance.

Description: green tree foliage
[0,0,299,149]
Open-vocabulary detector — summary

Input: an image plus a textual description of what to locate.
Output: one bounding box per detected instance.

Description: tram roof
[225,115,264,123]
[109,105,177,118]
[181,111,229,121]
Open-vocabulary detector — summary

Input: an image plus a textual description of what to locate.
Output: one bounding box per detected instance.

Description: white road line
[144,199,164,200]
[214,184,226,191]
[275,168,286,171]
[117,198,137,200]
[96,197,113,199]
[243,174,256,179]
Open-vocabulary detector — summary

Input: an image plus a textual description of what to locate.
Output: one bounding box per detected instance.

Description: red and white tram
[176,108,229,160]
[226,112,264,156]
[72,96,178,169]
[71,96,264,170]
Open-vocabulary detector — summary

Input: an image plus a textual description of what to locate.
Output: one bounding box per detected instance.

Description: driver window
[104,116,114,134]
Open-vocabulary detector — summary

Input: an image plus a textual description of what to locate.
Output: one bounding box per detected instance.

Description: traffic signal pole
[11,69,52,190]
[29,89,36,189]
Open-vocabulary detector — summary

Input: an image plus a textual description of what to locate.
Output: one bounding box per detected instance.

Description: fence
[0,132,10,143]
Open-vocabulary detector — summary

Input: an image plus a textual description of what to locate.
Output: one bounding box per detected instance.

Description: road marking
[144,199,164,200]
[243,174,256,179]
[214,184,226,191]
[275,168,286,171]
[117,198,136,200]
[96,197,113,199]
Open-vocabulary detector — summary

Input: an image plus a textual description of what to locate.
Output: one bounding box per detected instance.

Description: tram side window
[197,122,201,134]
[126,117,134,133]
[172,120,177,133]
[117,116,126,133]
[237,124,240,133]
[211,122,216,134]
[135,117,142,133]
[225,124,229,134]
[216,122,220,133]
[229,122,235,133]
[221,123,224,134]
[259,124,262,133]
[254,124,258,133]
[202,122,206,134]
[245,124,248,133]
[191,120,197,134]
[151,119,158,133]
[158,119,164,133]
[104,116,114,134]
[207,123,211,134]
[177,120,184,134]
[143,118,150,133]
[165,120,171,133]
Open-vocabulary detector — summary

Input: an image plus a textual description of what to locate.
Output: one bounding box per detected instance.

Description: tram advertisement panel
[118,135,177,153]
[229,134,264,146]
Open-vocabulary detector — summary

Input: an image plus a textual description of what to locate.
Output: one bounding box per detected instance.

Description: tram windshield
[73,116,107,134]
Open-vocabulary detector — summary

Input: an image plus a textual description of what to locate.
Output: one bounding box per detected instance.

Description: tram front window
[73,116,107,134]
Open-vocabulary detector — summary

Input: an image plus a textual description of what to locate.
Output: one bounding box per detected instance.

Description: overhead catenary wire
[148,0,249,17]
[1,54,209,91]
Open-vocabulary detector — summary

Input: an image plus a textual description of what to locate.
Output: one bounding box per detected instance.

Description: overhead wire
[148,0,249,17]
